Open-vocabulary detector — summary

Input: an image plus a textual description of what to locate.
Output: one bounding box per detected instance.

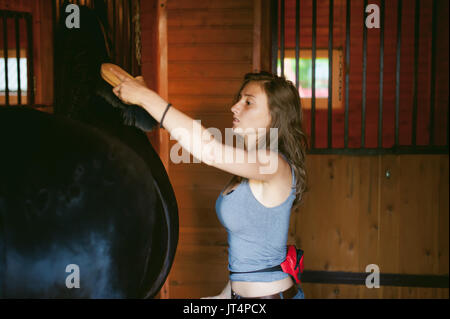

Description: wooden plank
[167,44,252,62]
[172,245,228,268]
[379,155,401,274]
[438,155,449,275]
[174,188,221,210]
[178,226,228,247]
[168,62,250,79]
[178,207,224,228]
[252,0,261,72]
[144,0,170,299]
[169,165,231,189]
[295,155,361,271]
[168,79,243,96]
[168,0,253,10]
[397,155,440,275]
[168,27,253,44]
[357,156,380,275]
[35,0,53,106]
[0,0,33,12]
[168,8,253,27]
[260,0,271,72]
[168,95,238,113]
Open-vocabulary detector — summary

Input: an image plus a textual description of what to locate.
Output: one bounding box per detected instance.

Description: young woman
[111,70,309,299]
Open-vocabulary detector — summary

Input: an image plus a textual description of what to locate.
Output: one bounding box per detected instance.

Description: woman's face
[231,81,272,138]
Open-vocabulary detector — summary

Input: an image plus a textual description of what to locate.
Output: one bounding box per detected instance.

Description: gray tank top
[215,153,296,282]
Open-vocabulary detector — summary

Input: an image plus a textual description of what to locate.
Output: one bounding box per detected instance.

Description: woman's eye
[246,100,251,105]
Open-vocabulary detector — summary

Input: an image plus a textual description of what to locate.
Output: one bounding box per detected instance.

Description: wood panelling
[169,62,251,79]
[140,0,171,298]
[168,44,253,62]
[168,79,242,96]
[168,27,253,44]
[301,282,449,299]
[169,0,253,10]
[170,151,449,298]
[168,95,236,113]
[165,0,254,298]
[295,154,448,298]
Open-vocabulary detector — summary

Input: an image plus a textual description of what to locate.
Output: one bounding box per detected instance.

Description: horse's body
[0,3,178,298]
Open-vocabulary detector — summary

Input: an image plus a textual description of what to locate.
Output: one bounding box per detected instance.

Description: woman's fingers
[112,85,120,96]
[135,76,147,86]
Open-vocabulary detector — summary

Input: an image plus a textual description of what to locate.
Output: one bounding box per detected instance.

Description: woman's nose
[231,103,240,114]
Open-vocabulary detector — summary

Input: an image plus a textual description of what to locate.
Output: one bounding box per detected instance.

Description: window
[0,10,33,106]
[277,49,344,110]
[0,50,28,105]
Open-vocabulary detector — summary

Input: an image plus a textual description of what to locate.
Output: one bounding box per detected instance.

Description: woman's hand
[110,68,167,108]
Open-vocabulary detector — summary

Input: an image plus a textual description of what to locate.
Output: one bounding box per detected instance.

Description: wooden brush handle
[101,63,135,87]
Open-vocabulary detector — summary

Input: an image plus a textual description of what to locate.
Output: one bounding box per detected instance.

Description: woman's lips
[233,117,240,123]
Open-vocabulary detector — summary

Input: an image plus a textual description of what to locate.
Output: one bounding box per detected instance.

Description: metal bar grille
[311,0,316,149]
[271,0,449,155]
[271,0,278,75]
[327,0,333,149]
[395,0,402,148]
[295,0,300,90]
[2,11,9,106]
[362,0,368,149]
[412,0,420,146]
[344,0,351,150]
[280,0,285,77]
[378,0,385,149]
[0,10,34,107]
[14,15,21,105]
[25,13,34,106]
[429,0,437,146]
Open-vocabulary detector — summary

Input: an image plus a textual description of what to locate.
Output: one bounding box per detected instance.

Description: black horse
[0,2,178,298]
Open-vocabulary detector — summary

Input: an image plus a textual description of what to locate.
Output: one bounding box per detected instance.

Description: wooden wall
[296,154,448,298]
[164,0,255,298]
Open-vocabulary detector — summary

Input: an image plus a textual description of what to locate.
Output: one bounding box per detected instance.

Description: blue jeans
[290,286,305,299]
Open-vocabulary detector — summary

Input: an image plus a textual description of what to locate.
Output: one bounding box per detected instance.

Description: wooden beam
[140,0,170,299]
[157,0,170,299]
[252,0,261,72]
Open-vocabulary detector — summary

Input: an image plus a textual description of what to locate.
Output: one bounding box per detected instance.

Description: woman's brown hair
[224,71,309,211]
